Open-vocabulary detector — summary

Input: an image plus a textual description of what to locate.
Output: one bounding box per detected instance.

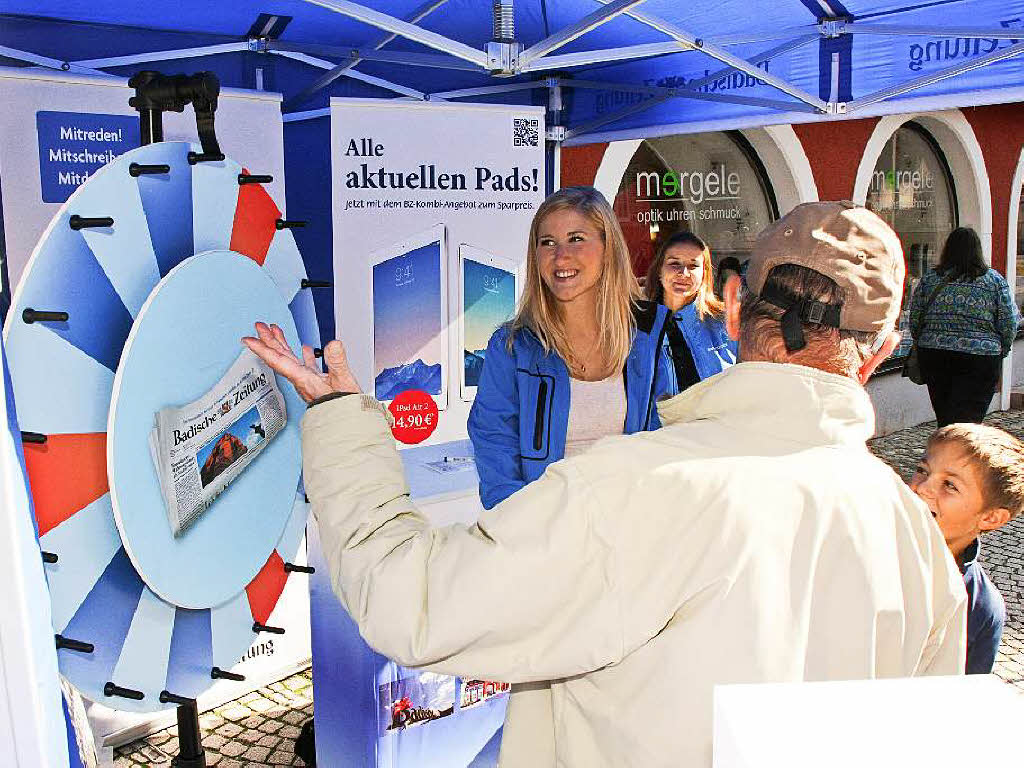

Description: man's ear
[724,275,742,341]
[857,331,901,386]
[979,506,1011,534]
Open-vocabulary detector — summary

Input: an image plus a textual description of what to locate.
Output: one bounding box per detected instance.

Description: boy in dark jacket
[909,423,1024,673]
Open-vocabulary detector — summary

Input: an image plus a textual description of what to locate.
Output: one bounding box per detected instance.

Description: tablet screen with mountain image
[371,224,448,409]
[460,245,517,401]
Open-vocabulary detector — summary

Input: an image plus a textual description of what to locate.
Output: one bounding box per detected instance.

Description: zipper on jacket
[533,380,547,451]
[644,317,672,429]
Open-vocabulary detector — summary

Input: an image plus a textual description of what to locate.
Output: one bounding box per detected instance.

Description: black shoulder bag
[902,277,950,385]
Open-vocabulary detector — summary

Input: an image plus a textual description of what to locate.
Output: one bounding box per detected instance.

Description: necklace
[567,334,601,376]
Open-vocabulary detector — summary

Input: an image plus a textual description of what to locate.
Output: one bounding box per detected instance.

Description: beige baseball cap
[744,201,906,334]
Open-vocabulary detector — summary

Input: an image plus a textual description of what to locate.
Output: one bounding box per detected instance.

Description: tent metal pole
[299,0,487,67]
[599,1,828,112]
[283,108,332,122]
[710,26,819,46]
[429,81,546,100]
[567,78,820,111]
[683,33,820,92]
[847,39,1024,111]
[268,41,478,71]
[72,42,250,69]
[844,24,1024,39]
[564,95,671,141]
[0,45,107,76]
[522,41,690,72]
[284,0,449,108]
[269,50,427,100]
[520,0,651,65]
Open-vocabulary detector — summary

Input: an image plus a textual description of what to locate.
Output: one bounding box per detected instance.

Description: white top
[564,373,626,458]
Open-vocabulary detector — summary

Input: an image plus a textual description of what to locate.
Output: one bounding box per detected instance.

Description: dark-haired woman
[910,226,1021,427]
[645,231,736,396]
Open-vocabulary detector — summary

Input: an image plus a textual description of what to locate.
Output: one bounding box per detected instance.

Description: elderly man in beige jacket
[244,201,966,768]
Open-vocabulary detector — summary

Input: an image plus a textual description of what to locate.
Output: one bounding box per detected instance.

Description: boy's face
[909,441,1005,558]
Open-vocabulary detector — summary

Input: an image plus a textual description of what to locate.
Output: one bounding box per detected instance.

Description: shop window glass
[613,132,777,284]
[865,122,957,360]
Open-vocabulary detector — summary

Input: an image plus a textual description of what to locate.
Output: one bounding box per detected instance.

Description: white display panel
[331,98,545,447]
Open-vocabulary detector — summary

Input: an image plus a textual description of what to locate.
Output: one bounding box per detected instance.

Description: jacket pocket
[533,379,548,452]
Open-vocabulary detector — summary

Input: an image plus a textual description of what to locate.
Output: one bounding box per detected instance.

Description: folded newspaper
[150,349,287,537]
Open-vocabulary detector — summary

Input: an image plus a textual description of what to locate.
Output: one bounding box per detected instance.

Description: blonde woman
[467,186,672,510]
[645,231,736,395]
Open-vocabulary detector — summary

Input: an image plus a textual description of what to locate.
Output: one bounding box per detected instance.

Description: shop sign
[632,164,743,224]
[868,168,936,212]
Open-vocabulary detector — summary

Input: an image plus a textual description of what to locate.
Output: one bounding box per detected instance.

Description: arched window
[613,132,778,281]
[865,121,958,359]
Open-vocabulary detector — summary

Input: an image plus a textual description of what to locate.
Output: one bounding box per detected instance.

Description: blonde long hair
[509,186,640,374]
[644,231,725,321]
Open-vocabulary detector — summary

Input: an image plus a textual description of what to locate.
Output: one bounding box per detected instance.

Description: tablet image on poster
[370,224,448,409]
[460,245,517,401]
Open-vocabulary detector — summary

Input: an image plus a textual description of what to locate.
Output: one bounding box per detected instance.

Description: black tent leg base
[170,700,206,768]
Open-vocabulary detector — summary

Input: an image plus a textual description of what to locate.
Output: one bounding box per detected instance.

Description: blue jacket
[468,301,672,509]
[661,304,737,396]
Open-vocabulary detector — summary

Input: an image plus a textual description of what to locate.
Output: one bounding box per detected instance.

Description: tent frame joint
[485,40,523,76]
[818,19,850,39]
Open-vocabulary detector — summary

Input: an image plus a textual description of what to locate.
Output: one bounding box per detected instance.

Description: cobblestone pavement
[115,408,1024,765]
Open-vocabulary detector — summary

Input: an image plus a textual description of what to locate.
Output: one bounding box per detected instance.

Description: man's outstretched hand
[242,322,361,404]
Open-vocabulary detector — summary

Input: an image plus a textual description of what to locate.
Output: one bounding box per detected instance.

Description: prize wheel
[3,141,321,712]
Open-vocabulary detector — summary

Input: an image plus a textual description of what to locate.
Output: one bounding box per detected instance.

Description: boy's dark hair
[936,226,987,281]
[928,423,1024,520]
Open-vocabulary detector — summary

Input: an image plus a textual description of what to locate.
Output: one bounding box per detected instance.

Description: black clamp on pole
[56,634,94,654]
[41,551,59,564]
[238,173,273,185]
[275,219,308,230]
[129,163,171,177]
[301,279,332,289]
[284,562,315,574]
[20,431,47,444]
[129,70,221,158]
[252,621,285,635]
[104,682,145,701]
[211,666,245,682]
[22,309,68,324]
[69,215,114,230]
[168,694,206,768]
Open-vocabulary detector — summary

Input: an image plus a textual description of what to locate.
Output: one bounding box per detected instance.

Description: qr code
[513,118,539,147]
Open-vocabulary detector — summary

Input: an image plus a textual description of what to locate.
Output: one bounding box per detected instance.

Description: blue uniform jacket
[661,303,737,395]
[468,301,672,509]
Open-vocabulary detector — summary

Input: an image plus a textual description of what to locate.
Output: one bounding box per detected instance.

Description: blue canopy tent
[4,0,1022,338]
[2,0,1024,141]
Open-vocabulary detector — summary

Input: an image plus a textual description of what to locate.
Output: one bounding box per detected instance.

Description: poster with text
[459,245,516,401]
[331,99,545,447]
[370,225,448,409]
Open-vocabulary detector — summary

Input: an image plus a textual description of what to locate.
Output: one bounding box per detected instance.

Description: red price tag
[388,389,438,445]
